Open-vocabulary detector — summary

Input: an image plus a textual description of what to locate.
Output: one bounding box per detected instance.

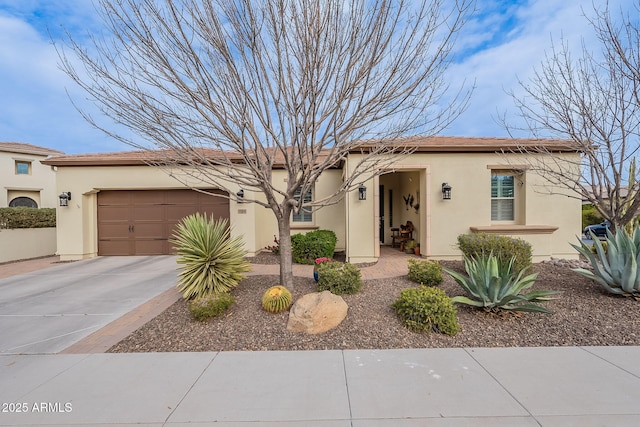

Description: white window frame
[491,173,515,222]
[292,187,313,223]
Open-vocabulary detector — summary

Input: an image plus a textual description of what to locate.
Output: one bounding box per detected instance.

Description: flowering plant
[265,235,280,254]
[315,257,331,265]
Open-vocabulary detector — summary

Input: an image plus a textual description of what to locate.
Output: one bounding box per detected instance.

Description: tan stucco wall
[0,152,58,208]
[346,152,582,263]
[53,165,346,260]
[53,150,580,263]
[226,168,346,254]
[54,165,248,260]
[0,228,56,263]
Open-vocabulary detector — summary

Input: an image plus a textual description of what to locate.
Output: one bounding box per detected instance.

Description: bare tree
[58,0,473,289]
[503,1,640,229]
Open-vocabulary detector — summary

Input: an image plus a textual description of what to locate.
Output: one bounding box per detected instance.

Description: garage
[97,189,229,255]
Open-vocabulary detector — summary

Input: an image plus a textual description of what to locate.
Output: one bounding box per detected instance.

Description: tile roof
[354,136,577,152]
[41,148,244,166]
[0,142,64,156]
[41,147,336,167]
[41,136,577,166]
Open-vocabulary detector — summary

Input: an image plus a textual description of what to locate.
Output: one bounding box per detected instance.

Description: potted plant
[414,243,420,256]
[314,257,331,282]
[405,240,416,254]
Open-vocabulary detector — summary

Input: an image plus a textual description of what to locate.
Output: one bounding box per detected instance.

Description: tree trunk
[277,216,295,291]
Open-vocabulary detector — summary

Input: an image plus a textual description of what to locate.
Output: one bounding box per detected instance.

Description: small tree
[58,0,473,290]
[503,2,640,228]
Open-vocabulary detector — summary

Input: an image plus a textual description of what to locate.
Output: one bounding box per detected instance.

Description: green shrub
[582,204,604,229]
[445,254,558,313]
[407,258,443,286]
[291,233,313,264]
[188,292,235,321]
[572,226,640,297]
[0,207,56,229]
[171,213,250,299]
[316,261,362,295]
[457,233,532,273]
[291,229,337,264]
[392,286,460,335]
[262,285,293,313]
[309,229,337,256]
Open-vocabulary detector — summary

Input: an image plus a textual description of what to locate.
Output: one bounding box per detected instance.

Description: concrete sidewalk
[1,346,640,426]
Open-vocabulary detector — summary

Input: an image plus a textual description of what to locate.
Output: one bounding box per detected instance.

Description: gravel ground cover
[109,255,640,352]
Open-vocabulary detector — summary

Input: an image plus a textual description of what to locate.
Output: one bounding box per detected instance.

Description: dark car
[584,221,611,239]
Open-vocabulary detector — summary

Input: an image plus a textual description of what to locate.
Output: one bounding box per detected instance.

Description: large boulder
[287,291,348,334]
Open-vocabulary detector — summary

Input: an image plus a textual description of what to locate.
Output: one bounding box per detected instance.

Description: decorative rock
[541,257,593,270]
[287,291,348,334]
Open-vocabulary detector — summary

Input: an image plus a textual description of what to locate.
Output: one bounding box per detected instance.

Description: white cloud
[442,0,637,138]
[0,6,125,153]
[0,0,639,152]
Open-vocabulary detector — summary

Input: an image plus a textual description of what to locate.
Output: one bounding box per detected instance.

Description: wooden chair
[392,221,414,249]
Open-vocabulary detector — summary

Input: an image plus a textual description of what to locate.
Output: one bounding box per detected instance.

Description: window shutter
[491,175,515,221]
[293,189,313,222]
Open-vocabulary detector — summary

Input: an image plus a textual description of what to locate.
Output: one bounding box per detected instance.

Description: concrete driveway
[0,256,179,355]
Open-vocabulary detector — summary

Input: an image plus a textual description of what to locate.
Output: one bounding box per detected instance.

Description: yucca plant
[171,213,250,299]
[445,254,558,313]
[572,226,640,297]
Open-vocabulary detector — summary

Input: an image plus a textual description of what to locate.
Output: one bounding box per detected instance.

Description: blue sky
[0,0,635,154]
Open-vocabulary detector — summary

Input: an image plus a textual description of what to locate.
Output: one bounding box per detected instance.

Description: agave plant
[445,254,558,313]
[171,213,250,299]
[572,226,640,297]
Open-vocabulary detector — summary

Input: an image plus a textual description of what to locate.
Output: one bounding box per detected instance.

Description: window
[292,188,313,222]
[491,174,515,221]
[15,161,31,175]
[9,197,38,208]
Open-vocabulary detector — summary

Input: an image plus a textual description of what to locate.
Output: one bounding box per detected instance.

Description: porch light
[358,183,367,200]
[441,183,452,200]
[58,192,71,207]
[236,189,244,199]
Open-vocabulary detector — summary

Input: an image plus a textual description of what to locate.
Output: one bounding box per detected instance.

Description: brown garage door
[97,189,229,255]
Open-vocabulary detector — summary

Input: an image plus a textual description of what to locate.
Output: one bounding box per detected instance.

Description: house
[42,137,581,262]
[0,142,64,208]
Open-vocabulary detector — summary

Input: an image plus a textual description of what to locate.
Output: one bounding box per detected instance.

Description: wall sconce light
[358,183,367,201]
[58,192,71,207]
[441,183,452,200]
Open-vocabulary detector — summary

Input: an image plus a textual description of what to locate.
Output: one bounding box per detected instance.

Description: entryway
[378,169,424,255]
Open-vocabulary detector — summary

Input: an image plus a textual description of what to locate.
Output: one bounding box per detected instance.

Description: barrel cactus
[262,286,293,313]
[572,226,640,297]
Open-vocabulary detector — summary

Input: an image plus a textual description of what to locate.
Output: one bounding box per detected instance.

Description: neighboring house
[42,137,581,262]
[0,142,64,208]
[582,185,634,205]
